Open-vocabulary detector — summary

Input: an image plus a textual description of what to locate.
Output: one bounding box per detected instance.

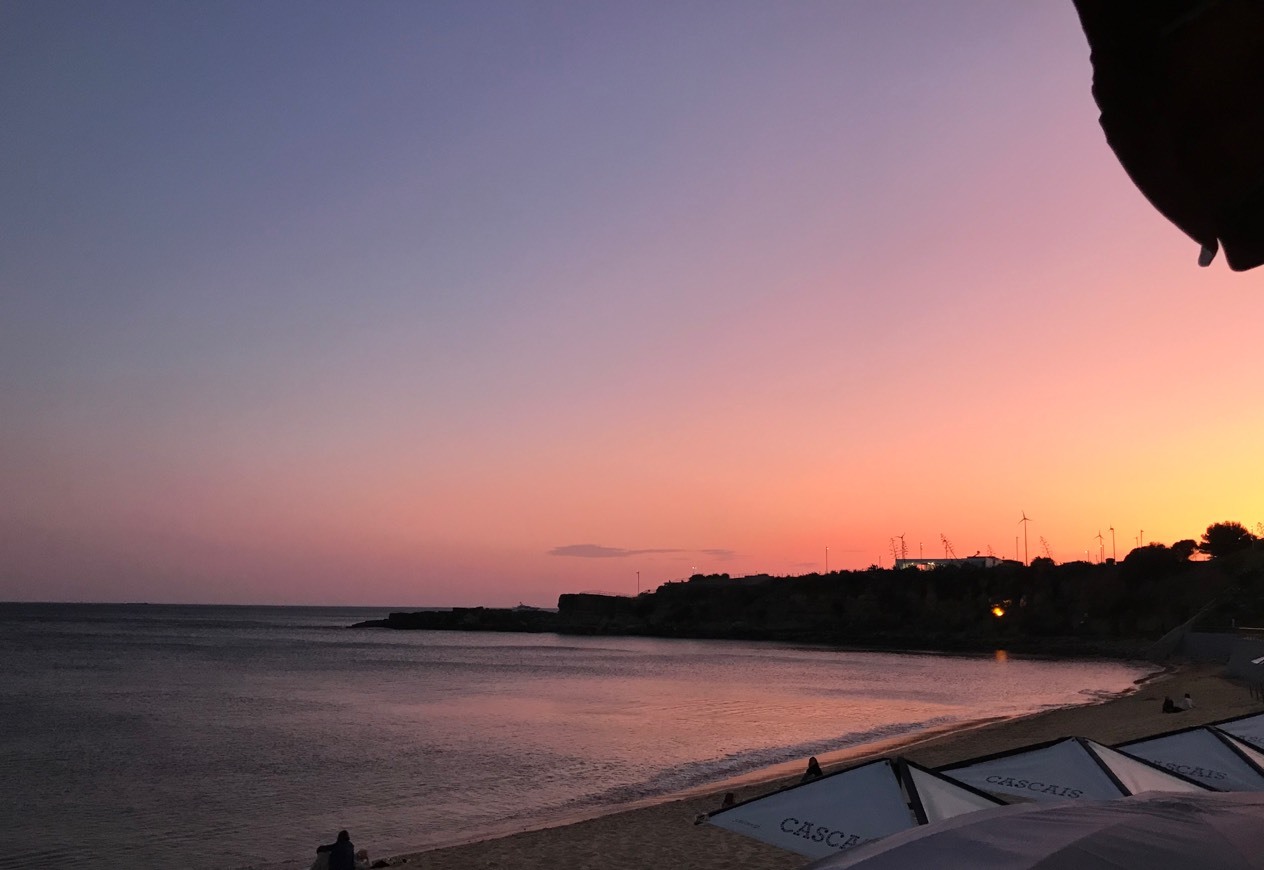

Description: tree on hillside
[1171,539,1199,561]
[1199,522,1257,559]
[1121,543,1183,583]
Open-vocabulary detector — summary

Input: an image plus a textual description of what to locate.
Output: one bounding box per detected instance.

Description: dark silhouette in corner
[1074,1,1264,270]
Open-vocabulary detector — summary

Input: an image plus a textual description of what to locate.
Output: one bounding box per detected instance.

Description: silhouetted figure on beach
[1162,696,1181,714]
[1180,692,1194,710]
[696,790,739,825]
[315,830,356,870]
[801,756,823,782]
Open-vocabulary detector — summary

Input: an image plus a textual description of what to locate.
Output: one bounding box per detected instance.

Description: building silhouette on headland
[894,555,1007,570]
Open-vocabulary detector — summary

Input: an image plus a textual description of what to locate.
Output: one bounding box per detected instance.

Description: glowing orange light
[991,606,1006,618]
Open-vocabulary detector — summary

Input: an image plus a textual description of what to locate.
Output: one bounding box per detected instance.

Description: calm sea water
[0,603,1155,869]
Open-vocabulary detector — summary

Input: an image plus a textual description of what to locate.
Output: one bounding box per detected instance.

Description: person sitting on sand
[695,791,738,825]
[1162,696,1180,713]
[315,830,357,870]
[801,756,823,782]
[1180,692,1194,710]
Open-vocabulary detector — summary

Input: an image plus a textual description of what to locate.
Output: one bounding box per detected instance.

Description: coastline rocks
[351,607,559,633]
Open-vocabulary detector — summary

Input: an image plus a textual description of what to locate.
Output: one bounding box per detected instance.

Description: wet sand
[375,664,1258,870]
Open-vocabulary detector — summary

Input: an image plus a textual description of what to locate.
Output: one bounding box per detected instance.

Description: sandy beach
[373,664,1259,870]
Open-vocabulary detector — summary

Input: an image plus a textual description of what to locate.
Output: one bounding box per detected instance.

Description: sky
[3,1,1262,607]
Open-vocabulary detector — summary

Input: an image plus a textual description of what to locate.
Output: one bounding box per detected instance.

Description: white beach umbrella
[1214,711,1264,749]
[937,736,1209,802]
[805,791,1264,870]
[705,757,1004,859]
[1117,725,1264,791]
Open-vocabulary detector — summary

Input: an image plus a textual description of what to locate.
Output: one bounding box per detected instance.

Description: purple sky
[3,2,1262,606]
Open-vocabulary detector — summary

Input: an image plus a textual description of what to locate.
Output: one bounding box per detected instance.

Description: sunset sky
[3,1,1262,607]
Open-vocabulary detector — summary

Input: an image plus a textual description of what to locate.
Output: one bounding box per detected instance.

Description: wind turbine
[1018,511,1033,565]
[1095,530,1105,563]
[897,533,908,560]
[1109,525,1116,561]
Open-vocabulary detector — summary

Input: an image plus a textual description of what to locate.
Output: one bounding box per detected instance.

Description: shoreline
[360,663,1240,870]
[366,714,1025,862]
[353,613,1157,661]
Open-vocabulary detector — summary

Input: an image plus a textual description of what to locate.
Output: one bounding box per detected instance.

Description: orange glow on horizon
[4,3,1264,608]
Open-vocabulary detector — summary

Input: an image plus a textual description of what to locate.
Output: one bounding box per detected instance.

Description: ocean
[0,603,1155,869]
